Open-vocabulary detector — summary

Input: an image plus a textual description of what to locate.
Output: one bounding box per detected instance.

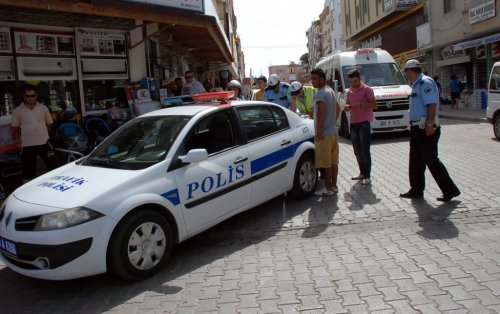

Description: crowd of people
[10,63,460,203]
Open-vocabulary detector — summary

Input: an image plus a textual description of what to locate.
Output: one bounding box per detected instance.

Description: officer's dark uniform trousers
[409,125,459,196]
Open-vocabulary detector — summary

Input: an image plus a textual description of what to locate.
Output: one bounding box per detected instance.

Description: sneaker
[362,178,371,185]
[351,174,365,180]
[314,188,336,196]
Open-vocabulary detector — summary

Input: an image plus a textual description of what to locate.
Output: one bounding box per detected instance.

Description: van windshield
[342,63,406,88]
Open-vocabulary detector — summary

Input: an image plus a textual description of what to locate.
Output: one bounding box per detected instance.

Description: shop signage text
[126,0,204,13]
[451,32,500,51]
[469,0,496,24]
[441,45,466,60]
[360,34,382,49]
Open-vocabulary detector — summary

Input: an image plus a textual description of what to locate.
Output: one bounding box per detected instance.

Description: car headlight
[33,207,104,231]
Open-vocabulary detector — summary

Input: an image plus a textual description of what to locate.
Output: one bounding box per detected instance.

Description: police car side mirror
[179,149,208,164]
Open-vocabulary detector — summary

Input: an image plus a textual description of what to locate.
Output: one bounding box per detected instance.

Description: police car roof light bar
[192,91,234,103]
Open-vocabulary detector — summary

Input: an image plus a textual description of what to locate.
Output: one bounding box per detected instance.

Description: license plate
[0,236,17,256]
[380,120,401,126]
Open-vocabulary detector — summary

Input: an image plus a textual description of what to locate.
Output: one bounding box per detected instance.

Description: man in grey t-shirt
[311,68,340,196]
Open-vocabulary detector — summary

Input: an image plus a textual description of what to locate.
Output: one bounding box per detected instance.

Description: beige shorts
[315,134,339,168]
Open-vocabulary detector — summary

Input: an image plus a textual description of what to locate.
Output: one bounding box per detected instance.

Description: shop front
[0,0,234,122]
[351,4,427,72]
[435,32,500,106]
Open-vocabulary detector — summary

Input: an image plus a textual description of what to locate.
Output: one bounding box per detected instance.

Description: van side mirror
[332,80,342,92]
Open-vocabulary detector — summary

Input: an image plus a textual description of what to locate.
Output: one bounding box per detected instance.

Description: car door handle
[233,156,248,164]
[281,139,292,146]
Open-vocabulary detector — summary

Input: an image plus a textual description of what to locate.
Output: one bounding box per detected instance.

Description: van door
[487,63,500,140]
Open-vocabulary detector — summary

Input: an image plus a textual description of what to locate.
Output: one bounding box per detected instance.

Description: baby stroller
[55,120,89,153]
[79,115,112,149]
[0,116,22,198]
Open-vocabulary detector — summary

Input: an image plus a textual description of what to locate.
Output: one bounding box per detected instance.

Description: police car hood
[371,85,411,99]
[13,161,158,208]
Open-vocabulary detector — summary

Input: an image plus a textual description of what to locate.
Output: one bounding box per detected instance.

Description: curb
[439,114,487,123]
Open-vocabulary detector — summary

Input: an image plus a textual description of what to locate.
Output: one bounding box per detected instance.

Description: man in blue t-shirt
[449,74,461,109]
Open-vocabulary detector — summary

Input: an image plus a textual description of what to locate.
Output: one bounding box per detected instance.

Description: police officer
[227,80,244,100]
[399,60,460,202]
[290,81,316,118]
[264,74,291,108]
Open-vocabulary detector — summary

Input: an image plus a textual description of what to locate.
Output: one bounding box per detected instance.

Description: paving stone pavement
[0,120,499,313]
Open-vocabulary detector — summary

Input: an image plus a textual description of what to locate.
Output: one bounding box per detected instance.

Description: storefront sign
[126,0,204,13]
[14,29,75,55]
[384,0,394,12]
[360,34,382,49]
[493,41,500,58]
[441,45,466,60]
[451,32,500,51]
[469,0,495,24]
[79,30,126,57]
[395,0,419,10]
[0,27,12,53]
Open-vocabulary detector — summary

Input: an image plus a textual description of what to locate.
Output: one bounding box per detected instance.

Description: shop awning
[0,0,233,63]
[436,56,471,67]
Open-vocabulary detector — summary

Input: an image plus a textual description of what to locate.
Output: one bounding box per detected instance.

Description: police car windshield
[83,115,190,170]
[342,63,406,88]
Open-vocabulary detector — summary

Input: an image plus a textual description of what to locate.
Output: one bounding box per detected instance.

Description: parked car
[0,92,317,280]
[487,61,500,140]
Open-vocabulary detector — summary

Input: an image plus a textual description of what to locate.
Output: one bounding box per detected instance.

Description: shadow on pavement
[411,198,461,239]
[0,195,310,314]
[345,182,380,211]
[301,194,339,238]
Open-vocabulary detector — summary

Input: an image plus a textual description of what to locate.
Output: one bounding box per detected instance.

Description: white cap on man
[268,74,280,87]
[404,59,422,70]
[290,81,302,96]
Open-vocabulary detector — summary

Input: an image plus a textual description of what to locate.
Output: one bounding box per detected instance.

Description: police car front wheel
[107,209,173,280]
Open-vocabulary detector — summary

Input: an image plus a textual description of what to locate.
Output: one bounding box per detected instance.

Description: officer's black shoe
[437,190,461,202]
[399,191,423,199]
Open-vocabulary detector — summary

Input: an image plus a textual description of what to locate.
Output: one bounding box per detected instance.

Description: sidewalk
[439,104,487,123]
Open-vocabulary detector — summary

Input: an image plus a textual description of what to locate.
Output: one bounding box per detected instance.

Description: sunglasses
[25,94,36,98]
[185,76,192,79]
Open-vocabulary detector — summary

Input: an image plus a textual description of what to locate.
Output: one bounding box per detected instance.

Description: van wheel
[494,115,500,141]
[341,114,350,139]
[108,210,173,280]
[291,152,317,199]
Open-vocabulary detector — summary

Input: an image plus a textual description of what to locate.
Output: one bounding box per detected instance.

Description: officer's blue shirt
[264,83,291,108]
[409,74,440,121]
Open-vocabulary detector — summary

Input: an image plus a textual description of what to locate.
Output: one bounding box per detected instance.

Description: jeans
[408,126,459,195]
[350,121,372,178]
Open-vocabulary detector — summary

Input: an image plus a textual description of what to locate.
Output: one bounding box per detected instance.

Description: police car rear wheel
[494,115,500,140]
[108,210,173,280]
[292,153,317,198]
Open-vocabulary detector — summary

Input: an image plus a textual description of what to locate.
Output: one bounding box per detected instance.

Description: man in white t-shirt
[11,85,56,183]
[181,70,206,95]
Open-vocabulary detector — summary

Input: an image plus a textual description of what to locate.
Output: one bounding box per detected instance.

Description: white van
[316,48,411,137]
[486,61,500,140]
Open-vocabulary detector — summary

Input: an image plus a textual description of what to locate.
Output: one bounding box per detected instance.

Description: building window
[444,0,455,13]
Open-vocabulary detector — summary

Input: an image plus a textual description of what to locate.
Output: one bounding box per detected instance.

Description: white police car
[0,92,317,280]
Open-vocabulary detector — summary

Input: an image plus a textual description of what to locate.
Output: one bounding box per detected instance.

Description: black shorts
[20,142,57,180]
[451,92,460,100]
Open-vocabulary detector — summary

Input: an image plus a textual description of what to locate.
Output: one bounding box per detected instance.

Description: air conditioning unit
[0,56,15,81]
[81,58,128,80]
[17,57,77,80]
